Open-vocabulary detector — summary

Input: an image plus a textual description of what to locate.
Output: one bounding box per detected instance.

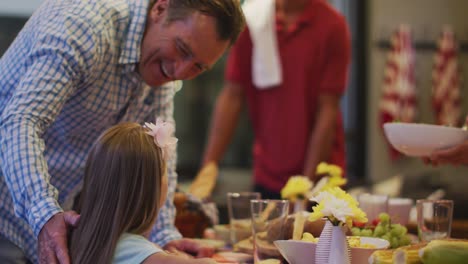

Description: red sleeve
[319,16,351,95]
[225,28,252,86]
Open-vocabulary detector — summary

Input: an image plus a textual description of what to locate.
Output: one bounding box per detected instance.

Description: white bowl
[274,237,389,264]
[383,123,468,157]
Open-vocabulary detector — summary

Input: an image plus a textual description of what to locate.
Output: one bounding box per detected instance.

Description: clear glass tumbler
[417,199,453,242]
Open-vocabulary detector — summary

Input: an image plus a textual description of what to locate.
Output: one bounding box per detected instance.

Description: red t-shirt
[225,0,351,192]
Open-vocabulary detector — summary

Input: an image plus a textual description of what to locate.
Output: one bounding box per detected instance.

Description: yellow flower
[281,176,313,201]
[309,187,368,227]
[316,162,343,178]
[314,162,346,192]
[322,176,347,191]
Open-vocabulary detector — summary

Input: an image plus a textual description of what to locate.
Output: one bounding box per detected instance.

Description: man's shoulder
[310,1,347,25]
[33,0,134,30]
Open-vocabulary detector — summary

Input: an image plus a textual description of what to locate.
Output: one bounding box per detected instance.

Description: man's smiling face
[138,0,230,87]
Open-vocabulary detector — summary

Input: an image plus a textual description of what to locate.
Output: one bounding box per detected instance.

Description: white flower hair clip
[144,118,178,160]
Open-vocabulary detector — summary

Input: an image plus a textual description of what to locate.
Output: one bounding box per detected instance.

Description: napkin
[242,0,282,89]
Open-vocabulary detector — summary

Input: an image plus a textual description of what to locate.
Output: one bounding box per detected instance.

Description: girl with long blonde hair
[70,121,215,264]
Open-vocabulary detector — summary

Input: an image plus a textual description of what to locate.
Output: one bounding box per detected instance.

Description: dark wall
[0,16,27,55]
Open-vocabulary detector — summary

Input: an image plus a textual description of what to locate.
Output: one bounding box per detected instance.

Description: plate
[274,237,389,264]
[194,238,227,249]
[212,252,253,263]
[383,123,468,157]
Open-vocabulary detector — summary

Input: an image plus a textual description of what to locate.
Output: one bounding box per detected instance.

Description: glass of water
[227,192,261,246]
[417,199,453,242]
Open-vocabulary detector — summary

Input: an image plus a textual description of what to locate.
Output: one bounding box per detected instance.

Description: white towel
[242,0,282,89]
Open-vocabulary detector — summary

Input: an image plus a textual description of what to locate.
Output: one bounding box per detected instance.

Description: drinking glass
[250,199,289,264]
[417,199,453,242]
[358,193,389,221]
[227,192,261,246]
[388,197,413,226]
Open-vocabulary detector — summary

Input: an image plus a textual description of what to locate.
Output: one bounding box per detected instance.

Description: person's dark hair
[164,0,246,45]
[70,123,165,264]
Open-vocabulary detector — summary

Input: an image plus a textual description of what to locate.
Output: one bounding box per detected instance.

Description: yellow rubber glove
[188,162,219,200]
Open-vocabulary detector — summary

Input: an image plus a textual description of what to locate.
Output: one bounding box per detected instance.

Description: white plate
[274,237,389,264]
[383,123,468,157]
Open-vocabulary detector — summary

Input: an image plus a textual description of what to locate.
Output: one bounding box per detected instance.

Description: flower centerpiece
[281,176,312,201]
[311,162,347,195]
[309,187,368,264]
[280,162,347,207]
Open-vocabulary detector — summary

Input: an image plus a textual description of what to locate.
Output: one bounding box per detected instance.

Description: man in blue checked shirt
[0,0,245,263]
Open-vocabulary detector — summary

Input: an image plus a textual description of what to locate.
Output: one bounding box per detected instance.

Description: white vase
[315,221,351,264]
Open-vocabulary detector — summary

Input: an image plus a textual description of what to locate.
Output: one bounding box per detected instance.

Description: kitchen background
[1,0,468,218]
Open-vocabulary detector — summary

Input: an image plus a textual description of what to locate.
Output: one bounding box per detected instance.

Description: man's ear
[150,0,169,22]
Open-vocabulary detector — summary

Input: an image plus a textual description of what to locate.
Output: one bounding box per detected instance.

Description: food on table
[393,243,426,264]
[292,210,307,240]
[368,249,394,264]
[266,212,326,242]
[301,232,318,243]
[233,214,326,259]
[370,240,468,264]
[419,239,468,264]
[212,252,253,263]
[233,237,253,254]
[369,243,426,264]
[230,218,253,242]
[254,231,282,257]
[258,259,281,264]
[347,236,376,249]
[173,191,211,238]
[351,213,411,249]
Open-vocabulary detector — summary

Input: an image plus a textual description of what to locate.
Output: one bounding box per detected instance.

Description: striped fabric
[432,26,461,127]
[379,25,417,160]
[0,0,182,262]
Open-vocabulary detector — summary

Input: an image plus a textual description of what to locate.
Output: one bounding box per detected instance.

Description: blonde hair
[70,122,165,264]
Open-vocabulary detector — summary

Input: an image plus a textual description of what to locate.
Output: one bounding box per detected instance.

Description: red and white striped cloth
[379,25,417,160]
[432,26,461,127]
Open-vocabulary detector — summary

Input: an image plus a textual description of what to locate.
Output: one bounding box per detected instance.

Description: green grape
[399,235,411,247]
[373,225,386,237]
[351,227,361,236]
[379,212,390,224]
[381,234,391,242]
[390,236,400,248]
[390,225,406,237]
[361,229,373,237]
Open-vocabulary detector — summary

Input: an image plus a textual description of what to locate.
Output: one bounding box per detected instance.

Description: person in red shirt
[191,0,351,199]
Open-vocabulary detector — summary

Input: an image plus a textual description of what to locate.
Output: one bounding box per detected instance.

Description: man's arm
[202,81,245,165]
[303,95,341,180]
[0,17,100,236]
[0,9,103,263]
[303,17,351,181]
[188,82,245,199]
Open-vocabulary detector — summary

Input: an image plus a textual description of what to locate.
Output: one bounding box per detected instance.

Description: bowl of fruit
[351,213,412,249]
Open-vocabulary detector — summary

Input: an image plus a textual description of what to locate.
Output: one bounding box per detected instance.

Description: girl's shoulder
[113,233,163,264]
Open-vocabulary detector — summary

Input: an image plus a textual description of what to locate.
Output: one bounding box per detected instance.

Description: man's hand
[424,139,468,166]
[38,211,80,264]
[163,238,215,258]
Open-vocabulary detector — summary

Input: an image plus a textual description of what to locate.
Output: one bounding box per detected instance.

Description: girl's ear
[150,0,169,22]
